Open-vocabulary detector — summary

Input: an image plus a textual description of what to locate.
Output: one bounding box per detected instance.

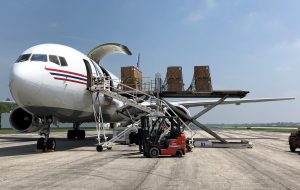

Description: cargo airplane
[0,43,295,151]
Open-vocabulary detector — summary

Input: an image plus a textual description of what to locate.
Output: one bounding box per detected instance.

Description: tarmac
[0,129,299,190]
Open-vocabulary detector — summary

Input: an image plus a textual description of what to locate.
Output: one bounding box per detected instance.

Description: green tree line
[0,103,16,113]
[0,103,17,129]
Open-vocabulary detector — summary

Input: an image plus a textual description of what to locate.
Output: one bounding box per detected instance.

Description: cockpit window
[59,56,68,66]
[49,55,60,65]
[31,54,47,62]
[15,54,31,62]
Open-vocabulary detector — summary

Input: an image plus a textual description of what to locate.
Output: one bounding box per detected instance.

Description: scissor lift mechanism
[89,76,253,151]
[157,90,253,148]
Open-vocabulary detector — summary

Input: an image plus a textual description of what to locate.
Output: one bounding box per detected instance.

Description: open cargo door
[88,43,132,64]
[84,59,93,90]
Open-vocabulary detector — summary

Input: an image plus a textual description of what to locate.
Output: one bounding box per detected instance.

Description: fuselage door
[84,59,104,90]
[83,59,93,89]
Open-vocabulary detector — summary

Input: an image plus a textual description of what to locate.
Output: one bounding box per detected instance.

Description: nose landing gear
[36,120,56,152]
[36,137,56,152]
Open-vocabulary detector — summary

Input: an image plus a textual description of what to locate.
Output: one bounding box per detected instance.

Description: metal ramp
[99,89,154,113]
[89,76,155,114]
[88,76,163,150]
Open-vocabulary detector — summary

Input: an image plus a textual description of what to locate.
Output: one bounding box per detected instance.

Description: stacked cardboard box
[166,66,184,92]
[121,66,142,91]
[194,66,212,92]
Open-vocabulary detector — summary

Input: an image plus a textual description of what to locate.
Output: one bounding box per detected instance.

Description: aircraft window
[15,54,31,62]
[59,56,68,66]
[31,54,47,62]
[49,55,60,65]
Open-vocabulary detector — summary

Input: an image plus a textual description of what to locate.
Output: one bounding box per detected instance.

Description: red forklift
[139,115,191,158]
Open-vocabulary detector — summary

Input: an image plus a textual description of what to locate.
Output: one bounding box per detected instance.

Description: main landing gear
[67,122,86,140]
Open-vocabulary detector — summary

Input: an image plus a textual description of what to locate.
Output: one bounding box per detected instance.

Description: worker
[159,121,168,132]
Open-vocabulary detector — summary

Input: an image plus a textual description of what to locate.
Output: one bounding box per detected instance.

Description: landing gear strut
[67,122,85,140]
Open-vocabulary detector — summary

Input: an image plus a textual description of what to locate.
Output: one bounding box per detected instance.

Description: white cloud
[273,38,300,50]
[274,66,292,72]
[185,0,217,22]
[270,38,300,73]
[48,22,59,29]
[186,11,205,22]
[206,0,217,9]
[240,11,286,35]
[239,11,259,32]
[63,35,97,43]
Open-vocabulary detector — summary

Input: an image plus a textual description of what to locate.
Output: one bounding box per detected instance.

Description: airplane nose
[9,62,42,107]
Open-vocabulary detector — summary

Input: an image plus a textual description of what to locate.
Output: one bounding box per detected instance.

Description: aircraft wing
[171,97,295,108]
[88,43,132,64]
[0,100,16,105]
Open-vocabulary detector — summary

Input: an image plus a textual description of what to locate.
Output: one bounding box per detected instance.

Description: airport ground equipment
[89,76,252,150]
[87,75,194,151]
[139,115,190,158]
[289,128,300,152]
[86,64,253,151]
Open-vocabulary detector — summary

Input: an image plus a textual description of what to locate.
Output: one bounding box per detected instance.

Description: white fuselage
[10,44,124,123]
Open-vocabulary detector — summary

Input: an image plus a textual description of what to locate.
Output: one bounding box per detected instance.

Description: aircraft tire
[290,145,296,152]
[67,130,76,140]
[77,130,85,140]
[37,137,45,151]
[47,138,56,151]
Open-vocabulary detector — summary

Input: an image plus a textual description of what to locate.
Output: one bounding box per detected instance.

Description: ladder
[88,76,159,150]
[102,121,140,148]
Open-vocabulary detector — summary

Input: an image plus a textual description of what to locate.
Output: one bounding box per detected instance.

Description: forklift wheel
[176,150,183,157]
[149,147,160,158]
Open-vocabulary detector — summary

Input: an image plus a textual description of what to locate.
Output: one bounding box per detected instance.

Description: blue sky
[0,0,300,123]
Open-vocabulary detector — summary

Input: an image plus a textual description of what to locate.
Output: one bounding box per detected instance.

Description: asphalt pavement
[0,130,299,190]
